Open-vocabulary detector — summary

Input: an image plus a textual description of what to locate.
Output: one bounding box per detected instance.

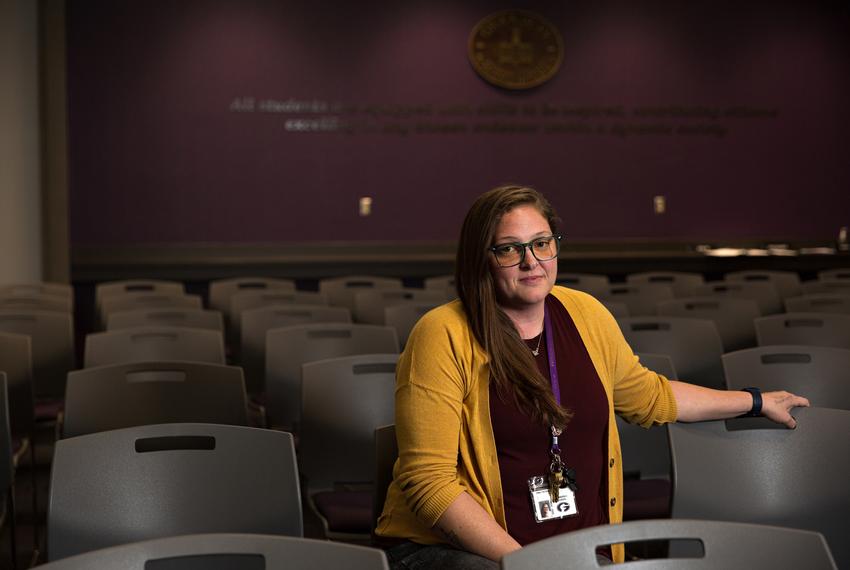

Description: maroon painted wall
[67,1,850,245]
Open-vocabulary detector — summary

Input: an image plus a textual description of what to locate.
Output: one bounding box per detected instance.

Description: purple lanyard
[543,303,560,405]
[543,303,564,461]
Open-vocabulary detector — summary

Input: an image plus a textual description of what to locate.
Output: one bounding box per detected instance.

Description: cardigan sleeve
[392,305,472,527]
[562,289,678,427]
[603,306,678,427]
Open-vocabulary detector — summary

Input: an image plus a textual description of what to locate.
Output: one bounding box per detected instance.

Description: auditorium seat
[0,283,72,300]
[755,313,850,349]
[0,310,74,400]
[94,280,184,324]
[600,300,629,318]
[34,533,390,570]
[47,423,302,560]
[686,280,782,315]
[299,354,397,539]
[98,293,202,330]
[657,296,760,352]
[83,326,225,368]
[668,407,849,568]
[501,519,837,570]
[353,288,445,324]
[240,304,351,394]
[373,424,398,541]
[62,361,249,437]
[817,268,850,281]
[555,273,609,297]
[0,375,15,570]
[319,276,403,312]
[723,345,850,410]
[599,284,674,317]
[228,290,328,346]
[619,353,675,522]
[264,323,398,429]
[784,294,850,314]
[725,269,802,299]
[617,317,725,389]
[384,302,440,348]
[801,279,850,296]
[207,276,296,313]
[423,275,456,299]
[0,294,72,314]
[106,307,223,332]
[626,271,705,297]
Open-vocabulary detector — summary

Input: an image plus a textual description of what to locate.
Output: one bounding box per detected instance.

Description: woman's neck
[501,301,546,340]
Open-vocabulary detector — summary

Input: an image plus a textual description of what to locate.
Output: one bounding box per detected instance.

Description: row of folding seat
[618,313,850,390]
[563,270,850,318]
[8,361,848,568]
[1,272,848,564]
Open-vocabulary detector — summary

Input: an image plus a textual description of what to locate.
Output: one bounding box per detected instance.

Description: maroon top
[489,294,610,546]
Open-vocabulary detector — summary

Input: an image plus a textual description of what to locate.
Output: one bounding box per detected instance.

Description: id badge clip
[528,474,578,523]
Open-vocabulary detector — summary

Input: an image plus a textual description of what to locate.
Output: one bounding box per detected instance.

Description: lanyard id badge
[528,304,579,523]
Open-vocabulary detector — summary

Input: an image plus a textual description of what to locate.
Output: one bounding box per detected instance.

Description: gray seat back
[36,533,389,570]
[84,326,225,368]
[668,407,850,569]
[555,273,609,297]
[501,519,837,570]
[99,293,202,329]
[688,280,783,315]
[785,294,850,314]
[725,270,802,299]
[0,309,74,398]
[353,288,444,325]
[47,423,303,560]
[63,361,249,437]
[657,296,760,351]
[600,284,674,316]
[617,317,725,389]
[384,302,440,348]
[240,304,351,394]
[107,308,223,332]
[802,279,850,295]
[723,345,850,410]
[755,312,850,349]
[208,276,295,313]
[627,271,705,297]
[265,323,398,428]
[299,354,397,491]
[319,276,403,311]
[0,331,35,435]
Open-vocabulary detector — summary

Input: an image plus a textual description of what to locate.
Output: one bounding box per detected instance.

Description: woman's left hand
[761,391,811,429]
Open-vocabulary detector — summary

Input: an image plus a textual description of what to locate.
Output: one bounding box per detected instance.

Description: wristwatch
[740,387,763,417]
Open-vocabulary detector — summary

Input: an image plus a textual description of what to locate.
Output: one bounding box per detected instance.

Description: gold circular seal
[468,10,563,90]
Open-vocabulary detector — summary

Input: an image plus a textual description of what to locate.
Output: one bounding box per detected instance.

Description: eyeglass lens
[493,237,559,266]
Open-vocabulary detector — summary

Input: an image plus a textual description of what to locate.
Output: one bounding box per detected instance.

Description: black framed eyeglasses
[489,235,562,267]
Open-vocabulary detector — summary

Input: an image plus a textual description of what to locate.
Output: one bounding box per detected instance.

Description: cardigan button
[610,498,616,507]
[609,458,615,468]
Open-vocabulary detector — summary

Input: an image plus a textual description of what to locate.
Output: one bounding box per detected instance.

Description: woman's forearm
[434,492,522,561]
[669,380,809,427]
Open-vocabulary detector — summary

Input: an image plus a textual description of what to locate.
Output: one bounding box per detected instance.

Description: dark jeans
[386,541,613,569]
[386,542,499,570]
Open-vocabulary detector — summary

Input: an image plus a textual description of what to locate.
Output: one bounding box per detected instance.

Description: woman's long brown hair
[455,185,573,428]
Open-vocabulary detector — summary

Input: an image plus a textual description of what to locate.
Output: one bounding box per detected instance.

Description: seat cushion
[34,398,64,421]
[623,478,672,520]
[312,490,374,534]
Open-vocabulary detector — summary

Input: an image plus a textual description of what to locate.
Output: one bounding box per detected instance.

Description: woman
[375,185,808,568]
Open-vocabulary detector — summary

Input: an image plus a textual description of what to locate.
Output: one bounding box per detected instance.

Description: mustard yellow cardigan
[375,286,678,563]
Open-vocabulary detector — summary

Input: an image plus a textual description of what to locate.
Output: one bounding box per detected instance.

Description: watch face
[468,10,564,90]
